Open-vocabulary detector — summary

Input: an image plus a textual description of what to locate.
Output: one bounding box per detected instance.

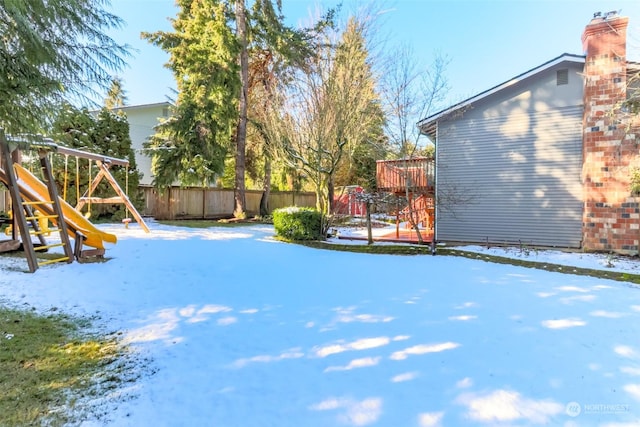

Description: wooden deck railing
[376,157,434,193]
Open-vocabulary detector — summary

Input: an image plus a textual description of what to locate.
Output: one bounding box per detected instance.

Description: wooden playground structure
[375,157,435,244]
[0,131,148,272]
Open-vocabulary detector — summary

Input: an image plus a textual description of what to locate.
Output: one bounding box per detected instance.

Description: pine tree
[143,0,240,188]
[104,77,128,109]
[0,0,128,134]
[50,105,142,219]
[144,0,320,211]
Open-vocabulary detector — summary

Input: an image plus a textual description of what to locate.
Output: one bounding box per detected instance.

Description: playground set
[374,157,435,244]
[0,131,148,272]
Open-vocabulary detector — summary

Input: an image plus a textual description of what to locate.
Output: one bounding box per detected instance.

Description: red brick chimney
[581,12,637,253]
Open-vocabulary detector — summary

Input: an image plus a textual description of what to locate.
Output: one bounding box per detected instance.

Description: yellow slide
[7,164,116,250]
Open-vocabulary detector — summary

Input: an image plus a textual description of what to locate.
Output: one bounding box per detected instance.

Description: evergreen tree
[0,0,128,134]
[144,0,320,213]
[104,77,128,109]
[143,0,239,188]
[331,17,387,193]
[93,108,143,218]
[50,105,142,220]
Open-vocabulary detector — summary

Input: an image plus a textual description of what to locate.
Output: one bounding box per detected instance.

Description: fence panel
[140,187,316,220]
[204,189,234,218]
[140,186,156,217]
[3,185,318,219]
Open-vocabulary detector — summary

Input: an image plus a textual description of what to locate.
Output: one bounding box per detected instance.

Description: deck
[376,157,435,194]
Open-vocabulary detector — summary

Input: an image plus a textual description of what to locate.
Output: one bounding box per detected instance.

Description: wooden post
[96,162,149,232]
[0,131,38,272]
[39,150,74,263]
[76,161,149,233]
[395,196,400,239]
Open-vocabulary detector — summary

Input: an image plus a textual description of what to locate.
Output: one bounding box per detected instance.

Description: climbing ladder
[0,132,74,272]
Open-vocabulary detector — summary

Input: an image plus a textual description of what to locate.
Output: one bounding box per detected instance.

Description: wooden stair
[397,194,434,230]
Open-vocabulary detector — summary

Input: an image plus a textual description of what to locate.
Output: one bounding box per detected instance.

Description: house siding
[116,103,170,186]
[436,65,584,248]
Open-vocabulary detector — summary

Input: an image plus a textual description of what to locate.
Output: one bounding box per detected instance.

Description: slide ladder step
[22,200,54,206]
[31,229,57,236]
[34,242,65,252]
[38,256,71,267]
[25,214,58,221]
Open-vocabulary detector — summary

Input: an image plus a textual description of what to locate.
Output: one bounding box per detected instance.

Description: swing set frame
[54,144,150,233]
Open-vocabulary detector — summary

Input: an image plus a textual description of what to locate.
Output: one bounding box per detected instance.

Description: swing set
[8,144,148,233]
[57,146,149,232]
[0,132,148,272]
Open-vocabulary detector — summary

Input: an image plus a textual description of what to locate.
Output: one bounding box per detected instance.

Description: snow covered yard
[1,221,640,426]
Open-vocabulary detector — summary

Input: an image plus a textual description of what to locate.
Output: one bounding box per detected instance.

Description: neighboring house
[114,102,171,186]
[419,12,640,254]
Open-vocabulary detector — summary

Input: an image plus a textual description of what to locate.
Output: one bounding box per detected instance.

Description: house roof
[111,101,172,112]
[417,53,586,140]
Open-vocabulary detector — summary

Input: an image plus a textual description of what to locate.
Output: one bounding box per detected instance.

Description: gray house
[419,13,640,252]
[419,54,585,248]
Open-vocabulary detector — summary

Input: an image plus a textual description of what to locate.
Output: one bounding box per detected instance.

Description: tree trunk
[315,182,323,213]
[366,200,373,245]
[328,175,334,215]
[234,0,249,218]
[259,157,271,217]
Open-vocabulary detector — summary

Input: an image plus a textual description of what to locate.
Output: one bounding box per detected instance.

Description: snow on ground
[1,220,640,427]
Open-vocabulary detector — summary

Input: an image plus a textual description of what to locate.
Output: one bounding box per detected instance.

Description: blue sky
[108,0,640,109]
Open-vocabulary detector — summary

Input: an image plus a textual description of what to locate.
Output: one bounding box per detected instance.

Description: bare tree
[272,16,383,222]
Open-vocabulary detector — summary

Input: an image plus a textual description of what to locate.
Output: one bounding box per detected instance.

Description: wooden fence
[1,186,316,220]
[141,186,317,220]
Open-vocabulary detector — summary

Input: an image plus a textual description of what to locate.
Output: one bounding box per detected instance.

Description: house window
[557,69,569,85]
[162,107,169,118]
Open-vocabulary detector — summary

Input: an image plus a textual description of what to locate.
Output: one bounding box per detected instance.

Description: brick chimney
[581,12,637,253]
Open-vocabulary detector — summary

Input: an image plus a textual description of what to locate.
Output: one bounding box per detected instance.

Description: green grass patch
[293,240,640,285]
[439,248,640,286]
[296,239,434,255]
[0,306,131,426]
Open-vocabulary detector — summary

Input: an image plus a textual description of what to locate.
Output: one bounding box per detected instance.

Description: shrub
[273,207,323,241]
